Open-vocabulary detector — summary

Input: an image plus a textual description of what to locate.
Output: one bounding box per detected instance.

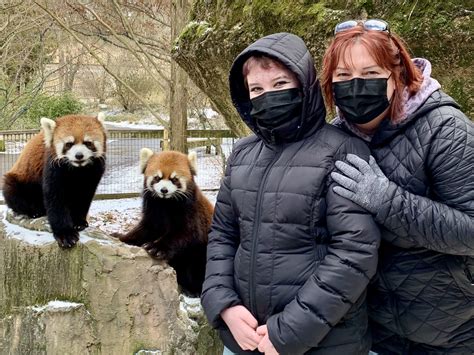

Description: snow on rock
[0,208,222,354]
[179,294,203,322]
[31,300,84,313]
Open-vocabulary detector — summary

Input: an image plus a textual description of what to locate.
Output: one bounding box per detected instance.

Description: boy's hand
[257,325,279,355]
[221,305,262,351]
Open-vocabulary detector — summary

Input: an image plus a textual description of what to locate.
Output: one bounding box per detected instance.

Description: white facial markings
[146,170,187,199]
[146,176,154,189]
[54,135,97,167]
[179,177,187,193]
[67,144,94,166]
[93,140,104,156]
[54,136,74,158]
[153,179,178,198]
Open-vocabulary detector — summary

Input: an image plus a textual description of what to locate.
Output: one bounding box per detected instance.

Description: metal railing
[0,129,237,199]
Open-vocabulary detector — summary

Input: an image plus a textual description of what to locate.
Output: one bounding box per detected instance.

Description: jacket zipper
[249,147,282,318]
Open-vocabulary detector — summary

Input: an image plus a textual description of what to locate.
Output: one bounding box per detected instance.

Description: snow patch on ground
[87,191,218,236]
[105,121,164,130]
[0,190,219,243]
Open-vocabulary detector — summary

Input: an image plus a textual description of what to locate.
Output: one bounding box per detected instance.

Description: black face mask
[250,88,303,143]
[333,76,390,124]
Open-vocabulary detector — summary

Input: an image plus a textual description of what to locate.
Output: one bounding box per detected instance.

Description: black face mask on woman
[250,87,303,143]
[332,76,391,124]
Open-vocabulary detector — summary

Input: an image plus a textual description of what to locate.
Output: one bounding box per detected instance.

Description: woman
[201,32,380,355]
[321,19,474,354]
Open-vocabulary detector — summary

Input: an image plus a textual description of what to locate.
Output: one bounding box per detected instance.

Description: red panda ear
[97,112,106,129]
[40,117,56,148]
[139,148,154,174]
[188,151,197,176]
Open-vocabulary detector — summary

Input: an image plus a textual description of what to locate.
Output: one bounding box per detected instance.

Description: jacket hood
[399,58,441,122]
[229,32,326,145]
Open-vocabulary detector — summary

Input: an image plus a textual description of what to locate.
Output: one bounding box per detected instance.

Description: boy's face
[246,63,299,100]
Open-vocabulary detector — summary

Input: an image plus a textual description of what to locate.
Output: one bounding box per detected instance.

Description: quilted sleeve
[266,138,380,354]
[375,109,474,255]
[200,148,242,329]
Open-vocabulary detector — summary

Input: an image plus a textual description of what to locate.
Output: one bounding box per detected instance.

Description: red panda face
[146,170,187,199]
[41,115,106,167]
[56,134,103,167]
[140,149,197,200]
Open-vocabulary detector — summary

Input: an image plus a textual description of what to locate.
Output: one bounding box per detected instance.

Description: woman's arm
[332,113,474,255]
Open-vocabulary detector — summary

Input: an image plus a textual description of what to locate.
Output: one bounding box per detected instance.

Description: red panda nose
[75,152,84,160]
[160,187,168,194]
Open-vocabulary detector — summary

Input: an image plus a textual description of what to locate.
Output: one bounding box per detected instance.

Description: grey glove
[330,154,389,214]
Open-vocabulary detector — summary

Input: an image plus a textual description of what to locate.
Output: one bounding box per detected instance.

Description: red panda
[3,114,107,248]
[113,149,214,297]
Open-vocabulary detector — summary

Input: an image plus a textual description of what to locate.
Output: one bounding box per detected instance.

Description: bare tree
[0,0,57,128]
[35,0,194,151]
[169,0,190,152]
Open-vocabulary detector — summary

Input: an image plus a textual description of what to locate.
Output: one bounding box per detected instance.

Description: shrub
[26,92,83,122]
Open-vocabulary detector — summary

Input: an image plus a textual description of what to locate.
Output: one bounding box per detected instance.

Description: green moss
[174,21,212,50]
[442,77,473,118]
[195,324,223,355]
[175,0,473,135]
[355,0,374,13]
[0,238,85,317]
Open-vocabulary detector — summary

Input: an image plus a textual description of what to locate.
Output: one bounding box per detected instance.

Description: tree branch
[34,0,169,129]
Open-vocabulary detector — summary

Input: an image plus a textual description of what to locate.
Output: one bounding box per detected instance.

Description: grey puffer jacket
[334,61,474,353]
[201,33,380,355]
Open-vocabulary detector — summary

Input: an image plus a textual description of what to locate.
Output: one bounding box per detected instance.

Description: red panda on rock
[113,149,214,297]
[3,114,107,248]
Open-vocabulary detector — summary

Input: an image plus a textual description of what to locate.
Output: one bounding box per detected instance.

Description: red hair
[242,55,296,89]
[321,26,423,122]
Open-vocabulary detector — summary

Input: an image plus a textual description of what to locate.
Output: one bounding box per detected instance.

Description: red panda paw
[74,221,89,231]
[54,231,80,249]
[143,241,166,260]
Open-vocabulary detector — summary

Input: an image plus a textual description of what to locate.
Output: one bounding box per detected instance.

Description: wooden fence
[0,129,237,199]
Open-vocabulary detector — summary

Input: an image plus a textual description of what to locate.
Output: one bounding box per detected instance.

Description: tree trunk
[169,0,189,153]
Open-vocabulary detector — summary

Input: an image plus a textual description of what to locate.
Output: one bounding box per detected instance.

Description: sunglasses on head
[334,19,390,35]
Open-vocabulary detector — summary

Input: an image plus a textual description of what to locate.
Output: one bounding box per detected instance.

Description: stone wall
[0,211,222,355]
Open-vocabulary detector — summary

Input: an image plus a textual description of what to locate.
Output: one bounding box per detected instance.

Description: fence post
[163,128,169,151]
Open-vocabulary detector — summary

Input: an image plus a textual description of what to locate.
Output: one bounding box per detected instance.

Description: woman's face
[332,42,395,131]
[246,62,299,100]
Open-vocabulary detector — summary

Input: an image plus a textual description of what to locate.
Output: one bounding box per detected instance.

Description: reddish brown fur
[142,151,214,245]
[145,151,194,181]
[6,115,106,184]
[7,132,46,183]
[116,150,214,296]
[3,114,107,247]
[52,115,106,150]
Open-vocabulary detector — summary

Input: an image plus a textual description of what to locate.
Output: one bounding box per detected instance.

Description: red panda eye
[64,142,74,149]
[84,141,94,149]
